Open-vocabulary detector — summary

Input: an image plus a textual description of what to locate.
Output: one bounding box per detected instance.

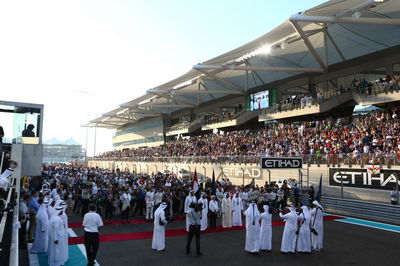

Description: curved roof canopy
[85,0,400,128]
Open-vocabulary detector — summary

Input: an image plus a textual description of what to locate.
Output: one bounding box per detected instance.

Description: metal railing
[90,153,400,166]
[298,194,400,225]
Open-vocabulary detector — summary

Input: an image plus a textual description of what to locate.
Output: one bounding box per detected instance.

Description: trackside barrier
[298,195,400,225]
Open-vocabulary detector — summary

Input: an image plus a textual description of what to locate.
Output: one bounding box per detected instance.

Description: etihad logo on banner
[261,157,303,169]
[222,167,261,179]
[329,168,400,191]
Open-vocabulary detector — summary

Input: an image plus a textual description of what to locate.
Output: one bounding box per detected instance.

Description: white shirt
[0,168,14,190]
[83,211,103,233]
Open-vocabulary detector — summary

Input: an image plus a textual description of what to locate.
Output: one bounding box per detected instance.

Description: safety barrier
[299,195,400,225]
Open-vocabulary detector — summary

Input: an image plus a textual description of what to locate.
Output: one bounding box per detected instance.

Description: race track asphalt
[67,213,400,266]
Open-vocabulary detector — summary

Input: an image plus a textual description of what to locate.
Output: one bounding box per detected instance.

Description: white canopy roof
[85,0,400,128]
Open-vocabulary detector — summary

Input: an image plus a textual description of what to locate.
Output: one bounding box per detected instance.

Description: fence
[90,154,400,166]
[298,194,400,225]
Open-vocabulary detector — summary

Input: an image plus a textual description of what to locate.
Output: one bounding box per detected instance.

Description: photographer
[185,202,202,256]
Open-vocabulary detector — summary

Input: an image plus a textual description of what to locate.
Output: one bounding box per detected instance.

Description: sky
[0,0,326,156]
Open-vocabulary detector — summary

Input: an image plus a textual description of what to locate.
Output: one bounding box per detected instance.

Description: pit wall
[87,160,397,204]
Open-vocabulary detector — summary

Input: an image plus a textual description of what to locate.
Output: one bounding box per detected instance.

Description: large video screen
[249,89,269,111]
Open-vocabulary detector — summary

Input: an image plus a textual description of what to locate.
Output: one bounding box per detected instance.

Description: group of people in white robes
[243,200,324,255]
[152,188,324,256]
[29,194,70,266]
[278,200,324,254]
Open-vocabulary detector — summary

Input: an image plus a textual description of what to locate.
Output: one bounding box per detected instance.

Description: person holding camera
[186,202,202,256]
[152,202,168,251]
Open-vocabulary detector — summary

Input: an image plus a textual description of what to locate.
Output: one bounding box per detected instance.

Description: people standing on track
[279,207,298,254]
[186,202,202,256]
[120,189,131,223]
[47,205,66,266]
[311,200,324,251]
[259,205,272,252]
[198,192,208,231]
[244,201,261,254]
[296,206,312,253]
[221,193,232,228]
[145,187,155,220]
[208,195,219,229]
[152,202,168,251]
[184,190,197,231]
[30,199,49,253]
[232,192,243,227]
[83,204,103,266]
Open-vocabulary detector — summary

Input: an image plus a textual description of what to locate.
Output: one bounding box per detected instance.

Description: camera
[190,202,203,212]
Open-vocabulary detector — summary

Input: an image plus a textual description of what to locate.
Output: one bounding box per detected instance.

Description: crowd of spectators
[35,165,305,223]
[96,107,400,165]
[274,94,315,113]
[167,106,244,133]
[352,74,399,95]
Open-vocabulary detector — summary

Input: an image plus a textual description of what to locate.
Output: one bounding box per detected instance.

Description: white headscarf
[301,206,311,220]
[155,202,167,215]
[313,200,324,211]
[263,205,269,214]
[246,202,260,225]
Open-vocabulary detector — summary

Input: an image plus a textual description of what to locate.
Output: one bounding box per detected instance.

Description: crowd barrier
[298,194,400,225]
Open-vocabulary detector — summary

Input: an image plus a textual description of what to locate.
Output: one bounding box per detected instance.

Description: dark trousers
[294,194,299,207]
[28,214,36,242]
[19,220,27,248]
[121,207,129,220]
[105,207,113,221]
[81,199,90,216]
[186,225,200,254]
[134,199,145,216]
[209,212,217,229]
[84,231,99,265]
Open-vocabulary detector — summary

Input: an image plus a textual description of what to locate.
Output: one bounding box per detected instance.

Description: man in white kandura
[152,202,168,251]
[279,207,298,254]
[259,205,272,252]
[311,200,324,251]
[59,201,69,264]
[184,190,197,231]
[145,187,155,220]
[221,193,232,228]
[232,192,243,226]
[297,205,312,253]
[198,193,208,231]
[30,199,49,253]
[47,206,66,266]
[154,189,164,206]
[244,202,261,254]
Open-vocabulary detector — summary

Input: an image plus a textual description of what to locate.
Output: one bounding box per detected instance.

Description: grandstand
[86,0,400,203]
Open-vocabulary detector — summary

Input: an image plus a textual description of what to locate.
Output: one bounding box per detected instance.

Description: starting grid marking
[29,228,100,266]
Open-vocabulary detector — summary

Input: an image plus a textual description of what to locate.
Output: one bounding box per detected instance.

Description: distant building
[42,144,85,163]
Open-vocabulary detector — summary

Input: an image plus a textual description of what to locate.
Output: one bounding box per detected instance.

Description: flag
[192,168,199,194]
[211,169,216,195]
[316,174,322,202]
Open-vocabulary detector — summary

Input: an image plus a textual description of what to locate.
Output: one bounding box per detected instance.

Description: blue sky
[0,0,326,155]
